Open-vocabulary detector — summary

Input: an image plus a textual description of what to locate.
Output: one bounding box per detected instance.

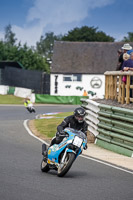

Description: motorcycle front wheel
[40,159,50,172]
[57,153,75,177]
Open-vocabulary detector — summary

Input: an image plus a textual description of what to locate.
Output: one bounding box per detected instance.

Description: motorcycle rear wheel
[41,159,50,172]
[57,153,75,177]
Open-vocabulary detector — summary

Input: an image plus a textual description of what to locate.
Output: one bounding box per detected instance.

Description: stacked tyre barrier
[81,99,133,157]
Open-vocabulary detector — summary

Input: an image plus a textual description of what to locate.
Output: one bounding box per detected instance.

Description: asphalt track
[0,105,133,200]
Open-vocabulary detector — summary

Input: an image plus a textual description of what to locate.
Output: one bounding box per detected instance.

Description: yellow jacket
[24,100,32,107]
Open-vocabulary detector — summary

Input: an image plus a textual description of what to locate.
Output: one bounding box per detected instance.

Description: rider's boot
[43,150,48,162]
[42,143,48,162]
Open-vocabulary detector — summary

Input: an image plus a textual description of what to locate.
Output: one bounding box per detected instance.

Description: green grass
[34,112,73,138]
[0,95,24,104]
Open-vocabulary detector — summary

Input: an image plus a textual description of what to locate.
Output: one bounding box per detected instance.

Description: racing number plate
[73,136,83,148]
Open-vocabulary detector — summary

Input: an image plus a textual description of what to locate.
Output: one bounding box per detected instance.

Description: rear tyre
[41,159,49,172]
[57,153,75,177]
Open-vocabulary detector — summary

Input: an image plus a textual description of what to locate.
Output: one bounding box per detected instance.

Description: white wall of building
[50,74,105,98]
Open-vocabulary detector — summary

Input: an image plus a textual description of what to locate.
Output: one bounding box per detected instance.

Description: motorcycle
[26,103,36,113]
[41,127,87,177]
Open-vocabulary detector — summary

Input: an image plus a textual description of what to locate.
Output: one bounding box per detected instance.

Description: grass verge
[0,95,24,104]
[33,112,73,139]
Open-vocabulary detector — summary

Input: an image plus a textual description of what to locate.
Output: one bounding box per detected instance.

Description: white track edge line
[80,155,133,175]
[23,119,133,175]
[23,119,49,146]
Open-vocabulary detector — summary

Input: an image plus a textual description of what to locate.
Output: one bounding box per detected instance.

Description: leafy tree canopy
[4,24,17,46]
[36,32,62,60]
[0,25,50,73]
[123,32,133,42]
[61,26,115,42]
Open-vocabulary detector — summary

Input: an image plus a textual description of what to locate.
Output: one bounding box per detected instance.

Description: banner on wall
[14,87,32,98]
[35,94,88,105]
[0,85,9,95]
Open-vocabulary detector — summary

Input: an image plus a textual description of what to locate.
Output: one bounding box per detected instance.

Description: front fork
[61,148,76,164]
[61,148,68,164]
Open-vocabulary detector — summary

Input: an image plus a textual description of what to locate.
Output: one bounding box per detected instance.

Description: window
[63,75,72,81]
[63,74,82,82]
[73,74,82,81]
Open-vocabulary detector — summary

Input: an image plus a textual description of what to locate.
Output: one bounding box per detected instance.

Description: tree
[0,25,50,72]
[61,26,114,42]
[4,24,17,46]
[36,32,62,62]
[123,32,133,42]
[0,39,50,73]
[0,41,5,60]
[18,44,50,72]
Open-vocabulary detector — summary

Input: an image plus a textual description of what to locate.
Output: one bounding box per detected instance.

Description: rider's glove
[59,130,69,137]
[59,130,65,135]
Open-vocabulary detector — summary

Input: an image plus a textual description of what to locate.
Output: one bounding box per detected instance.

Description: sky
[0,0,133,47]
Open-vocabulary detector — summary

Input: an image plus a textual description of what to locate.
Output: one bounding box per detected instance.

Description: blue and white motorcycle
[41,127,87,177]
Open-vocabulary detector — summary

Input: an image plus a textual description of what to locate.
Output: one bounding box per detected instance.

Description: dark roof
[0,61,24,69]
[51,41,133,74]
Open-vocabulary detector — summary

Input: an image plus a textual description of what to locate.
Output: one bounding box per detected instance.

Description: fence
[81,98,133,157]
[2,67,50,94]
[104,71,133,104]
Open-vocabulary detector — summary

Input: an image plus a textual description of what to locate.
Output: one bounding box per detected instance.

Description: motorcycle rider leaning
[42,107,88,157]
[24,98,32,109]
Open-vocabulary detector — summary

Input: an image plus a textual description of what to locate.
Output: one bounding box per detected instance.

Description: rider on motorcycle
[24,98,35,113]
[24,98,32,108]
[42,107,88,156]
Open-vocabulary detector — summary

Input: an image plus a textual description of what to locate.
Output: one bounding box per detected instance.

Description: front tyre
[57,153,75,177]
[40,159,49,172]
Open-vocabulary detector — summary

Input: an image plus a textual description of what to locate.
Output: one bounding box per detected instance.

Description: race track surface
[0,105,132,200]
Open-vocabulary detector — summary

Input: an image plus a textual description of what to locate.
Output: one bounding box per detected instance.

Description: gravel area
[93,99,133,109]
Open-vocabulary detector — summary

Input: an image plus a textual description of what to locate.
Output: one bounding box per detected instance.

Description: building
[50,41,133,98]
